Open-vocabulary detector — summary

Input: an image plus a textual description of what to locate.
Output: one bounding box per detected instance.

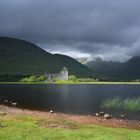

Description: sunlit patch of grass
[2,110,140,140]
[101,97,140,111]
[14,114,38,123]
[37,118,80,129]
[0,116,140,140]
[0,112,7,116]
[1,81,140,84]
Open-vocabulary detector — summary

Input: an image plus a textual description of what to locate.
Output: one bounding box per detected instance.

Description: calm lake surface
[0,84,140,120]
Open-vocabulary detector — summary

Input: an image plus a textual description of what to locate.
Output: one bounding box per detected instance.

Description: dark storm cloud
[0,0,140,61]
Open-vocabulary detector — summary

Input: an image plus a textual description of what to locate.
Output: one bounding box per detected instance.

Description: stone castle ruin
[45,67,68,81]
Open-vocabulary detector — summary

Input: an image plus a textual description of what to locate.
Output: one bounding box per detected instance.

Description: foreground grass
[101,97,140,111]
[0,115,140,140]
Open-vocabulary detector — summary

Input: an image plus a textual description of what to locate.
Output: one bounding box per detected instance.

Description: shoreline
[0,105,139,130]
[1,81,140,84]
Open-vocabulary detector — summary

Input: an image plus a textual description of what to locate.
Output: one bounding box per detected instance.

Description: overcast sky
[0,0,140,62]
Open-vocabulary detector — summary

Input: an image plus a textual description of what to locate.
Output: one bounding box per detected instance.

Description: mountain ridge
[0,37,94,78]
[86,57,140,80]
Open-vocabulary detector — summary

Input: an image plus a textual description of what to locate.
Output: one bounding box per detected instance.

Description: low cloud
[0,0,140,62]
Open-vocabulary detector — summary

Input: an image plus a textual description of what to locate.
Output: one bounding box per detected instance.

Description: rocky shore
[0,105,139,130]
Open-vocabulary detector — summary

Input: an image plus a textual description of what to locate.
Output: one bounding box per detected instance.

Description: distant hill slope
[122,56,140,79]
[86,57,140,80]
[0,37,93,77]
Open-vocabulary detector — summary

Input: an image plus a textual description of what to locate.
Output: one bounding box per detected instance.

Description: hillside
[0,37,94,78]
[2,37,140,81]
[122,56,140,79]
[86,57,140,80]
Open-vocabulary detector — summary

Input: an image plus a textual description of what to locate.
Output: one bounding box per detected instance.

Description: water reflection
[0,84,140,120]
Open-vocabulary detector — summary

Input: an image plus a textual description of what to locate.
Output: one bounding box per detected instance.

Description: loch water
[0,84,140,120]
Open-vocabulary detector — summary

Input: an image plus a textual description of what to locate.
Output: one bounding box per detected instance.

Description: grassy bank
[0,114,140,140]
[1,81,140,84]
[55,81,140,84]
[101,97,140,111]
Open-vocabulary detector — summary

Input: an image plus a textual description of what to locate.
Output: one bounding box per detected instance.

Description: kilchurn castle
[45,67,68,81]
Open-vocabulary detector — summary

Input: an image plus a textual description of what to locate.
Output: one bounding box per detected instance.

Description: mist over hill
[86,57,140,80]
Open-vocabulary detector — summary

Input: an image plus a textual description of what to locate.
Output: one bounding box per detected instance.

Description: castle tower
[45,67,68,81]
[60,67,68,80]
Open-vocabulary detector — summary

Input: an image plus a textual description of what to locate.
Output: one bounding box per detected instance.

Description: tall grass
[101,97,140,111]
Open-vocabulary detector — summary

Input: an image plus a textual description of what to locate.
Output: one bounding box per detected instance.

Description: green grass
[1,81,140,85]
[0,112,7,116]
[48,80,140,84]
[0,115,139,140]
[0,82,50,84]
[101,97,140,111]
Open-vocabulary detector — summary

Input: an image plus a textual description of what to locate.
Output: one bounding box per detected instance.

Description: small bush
[36,75,46,81]
[20,77,29,82]
[20,75,46,82]
[78,78,99,82]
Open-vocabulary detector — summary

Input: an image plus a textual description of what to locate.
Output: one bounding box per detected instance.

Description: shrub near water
[20,75,46,82]
[101,97,140,111]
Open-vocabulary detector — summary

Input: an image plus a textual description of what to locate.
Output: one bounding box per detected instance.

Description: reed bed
[101,97,140,111]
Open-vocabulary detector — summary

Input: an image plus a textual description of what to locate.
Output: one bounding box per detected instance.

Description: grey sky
[0,0,140,61]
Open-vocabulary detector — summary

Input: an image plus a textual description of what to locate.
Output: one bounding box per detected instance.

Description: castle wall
[60,70,68,80]
[45,67,68,81]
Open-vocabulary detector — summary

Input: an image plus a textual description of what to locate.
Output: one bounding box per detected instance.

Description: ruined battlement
[45,67,68,81]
